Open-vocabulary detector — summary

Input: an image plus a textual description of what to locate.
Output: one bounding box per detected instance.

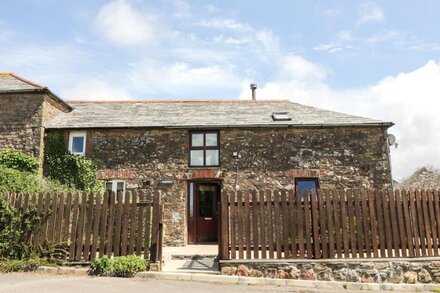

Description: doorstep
[162,244,219,274]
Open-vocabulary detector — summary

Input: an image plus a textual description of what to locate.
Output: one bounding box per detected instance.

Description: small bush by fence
[219,189,440,260]
[2,191,163,263]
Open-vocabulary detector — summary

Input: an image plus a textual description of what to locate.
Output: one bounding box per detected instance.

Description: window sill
[188,166,221,169]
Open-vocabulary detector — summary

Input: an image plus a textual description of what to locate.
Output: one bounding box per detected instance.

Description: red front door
[188,182,220,243]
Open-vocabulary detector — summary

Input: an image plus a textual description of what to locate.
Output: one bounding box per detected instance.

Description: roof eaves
[45,121,394,130]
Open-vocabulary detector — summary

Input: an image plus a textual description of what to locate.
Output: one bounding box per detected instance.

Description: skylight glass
[272,112,291,121]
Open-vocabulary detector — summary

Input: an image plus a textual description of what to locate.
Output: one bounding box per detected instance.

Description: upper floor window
[68,131,86,156]
[189,131,220,167]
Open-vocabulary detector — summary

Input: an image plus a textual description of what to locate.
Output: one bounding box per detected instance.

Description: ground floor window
[295,178,319,199]
[105,180,126,201]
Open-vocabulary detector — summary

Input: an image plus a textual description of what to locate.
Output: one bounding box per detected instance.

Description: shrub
[0,166,74,194]
[44,132,102,192]
[0,195,39,259]
[0,166,41,194]
[0,149,39,173]
[0,257,53,273]
[91,255,148,277]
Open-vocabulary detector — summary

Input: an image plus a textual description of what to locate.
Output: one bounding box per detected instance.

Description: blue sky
[1,0,440,180]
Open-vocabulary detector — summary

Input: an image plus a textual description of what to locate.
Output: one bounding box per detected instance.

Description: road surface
[0,273,413,293]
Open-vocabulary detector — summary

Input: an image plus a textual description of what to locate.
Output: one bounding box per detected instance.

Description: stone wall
[0,92,69,168]
[220,259,440,284]
[55,126,392,246]
[0,92,45,159]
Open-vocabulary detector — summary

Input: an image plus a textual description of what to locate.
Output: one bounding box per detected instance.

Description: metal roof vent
[272,112,291,121]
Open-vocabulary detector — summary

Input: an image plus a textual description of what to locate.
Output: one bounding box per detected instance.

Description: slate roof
[46,100,393,129]
[0,73,72,110]
[0,73,45,92]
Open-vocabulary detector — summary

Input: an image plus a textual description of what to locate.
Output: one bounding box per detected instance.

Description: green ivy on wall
[44,132,103,192]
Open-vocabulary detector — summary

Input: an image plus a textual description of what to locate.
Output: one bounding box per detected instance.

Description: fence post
[219,189,229,260]
[149,191,162,271]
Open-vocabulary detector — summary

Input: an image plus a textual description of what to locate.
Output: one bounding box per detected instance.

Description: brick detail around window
[186,169,223,180]
[285,169,325,179]
[98,169,136,180]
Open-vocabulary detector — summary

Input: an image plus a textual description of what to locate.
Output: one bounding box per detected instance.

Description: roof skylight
[272,112,291,121]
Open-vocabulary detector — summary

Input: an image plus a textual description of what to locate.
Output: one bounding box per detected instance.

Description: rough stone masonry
[220,259,440,284]
[55,125,392,246]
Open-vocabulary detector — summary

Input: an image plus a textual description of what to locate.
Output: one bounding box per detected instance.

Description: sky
[1,0,439,181]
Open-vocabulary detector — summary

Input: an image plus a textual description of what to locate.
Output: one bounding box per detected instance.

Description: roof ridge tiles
[66,99,290,103]
[0,72,45,89]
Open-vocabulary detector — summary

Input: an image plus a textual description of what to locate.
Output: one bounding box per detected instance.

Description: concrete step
[162,258,219,274]
[170,254,218,260]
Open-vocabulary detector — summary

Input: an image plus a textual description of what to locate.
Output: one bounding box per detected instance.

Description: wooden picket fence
[219,189,440,260]
[3,191,163,263]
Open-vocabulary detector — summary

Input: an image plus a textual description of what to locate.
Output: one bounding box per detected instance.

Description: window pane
[205,133,218,146]
[191,133,203,147]
[116,182,124,193]
[72,136,85,153]
[105,182,113,193]
[199,186,216,218]
[190,150,204,166]
[189,183,194,218]
[205,149,219,166]
[296,179,318,200]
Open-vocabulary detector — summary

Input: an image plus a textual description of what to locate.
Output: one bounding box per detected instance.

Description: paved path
[0,273,405,293]
[162,244,219,274]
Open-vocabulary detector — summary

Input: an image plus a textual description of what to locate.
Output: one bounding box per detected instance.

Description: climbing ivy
[44,132,103,192]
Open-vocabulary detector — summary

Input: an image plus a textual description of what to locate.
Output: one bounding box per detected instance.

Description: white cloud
[239,58,440,181]
[277,55,327,81]
[95,0,158,47]
[194,17,252,32]
[61,79,133,101]
[129,60,243,95]
[357,2,385,25]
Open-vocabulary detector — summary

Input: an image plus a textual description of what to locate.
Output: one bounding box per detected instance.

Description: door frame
[187,179,222,244]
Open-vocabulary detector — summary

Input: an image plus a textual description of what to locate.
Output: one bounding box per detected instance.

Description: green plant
[0,149,39,173]
[90,255,112,276]
[0,257,54,273]
[0,166,75,194]
[44,132,103,192]
[0,195,40,259]
[35,241,69,260]
[91,255,148,277]
[0,166,42,194]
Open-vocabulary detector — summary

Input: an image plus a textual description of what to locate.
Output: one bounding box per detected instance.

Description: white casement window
[68,131,86,156]
[105,180,126,201]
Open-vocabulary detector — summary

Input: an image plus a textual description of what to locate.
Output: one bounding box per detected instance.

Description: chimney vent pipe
[250,83,257,101]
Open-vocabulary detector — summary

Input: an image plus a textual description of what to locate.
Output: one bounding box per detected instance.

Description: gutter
[45,122,394,130]
[0,88,72,111]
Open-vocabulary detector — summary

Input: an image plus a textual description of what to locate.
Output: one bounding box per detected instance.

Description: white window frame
[68,131,87,156]
[105,179,127,196]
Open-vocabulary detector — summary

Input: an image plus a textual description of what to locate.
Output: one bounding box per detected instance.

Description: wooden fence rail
[220,189,440,260]
[3,191,163,263]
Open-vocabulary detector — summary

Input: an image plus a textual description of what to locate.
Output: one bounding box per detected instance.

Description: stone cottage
[0,73,394,246]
